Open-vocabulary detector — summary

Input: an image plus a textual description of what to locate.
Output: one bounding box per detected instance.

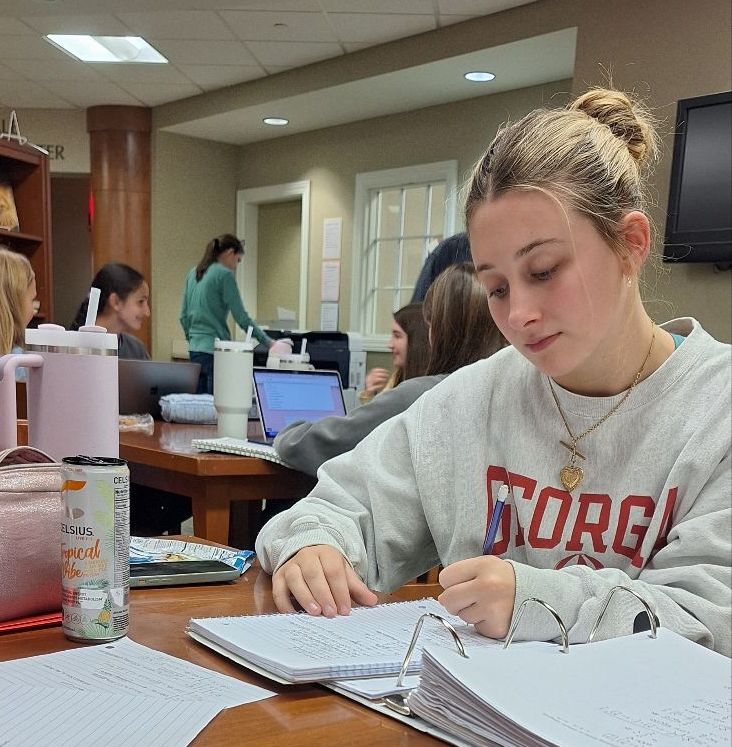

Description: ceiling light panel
[46,35,168,63]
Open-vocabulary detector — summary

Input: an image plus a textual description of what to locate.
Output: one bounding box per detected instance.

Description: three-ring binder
[384,585,660,717]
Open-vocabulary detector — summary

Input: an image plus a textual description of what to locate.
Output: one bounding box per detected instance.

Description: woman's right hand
[364,367,390,395]
[272,544,378,616]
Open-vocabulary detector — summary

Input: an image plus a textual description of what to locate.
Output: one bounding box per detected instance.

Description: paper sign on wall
[320,302,339,331]
[323,217,342,260]
[321,259,340,302]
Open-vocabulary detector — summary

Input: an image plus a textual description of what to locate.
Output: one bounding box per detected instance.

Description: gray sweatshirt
[273,375,445,476]
[256,319,732,655]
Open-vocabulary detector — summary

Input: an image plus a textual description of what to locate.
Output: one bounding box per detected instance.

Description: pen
[482,483,509,555]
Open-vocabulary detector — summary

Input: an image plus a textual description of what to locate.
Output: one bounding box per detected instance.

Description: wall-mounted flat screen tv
[663,91,731,263]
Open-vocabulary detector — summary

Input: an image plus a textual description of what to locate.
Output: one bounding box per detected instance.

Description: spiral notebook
[190,437,289,467]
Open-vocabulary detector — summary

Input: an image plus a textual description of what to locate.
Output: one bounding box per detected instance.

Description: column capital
[87,106,151,133]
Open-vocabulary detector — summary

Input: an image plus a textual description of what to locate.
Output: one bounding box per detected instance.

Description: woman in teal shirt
[180,234,273,393]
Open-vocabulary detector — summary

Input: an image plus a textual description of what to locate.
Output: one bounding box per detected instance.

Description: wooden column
[86,106,152,350]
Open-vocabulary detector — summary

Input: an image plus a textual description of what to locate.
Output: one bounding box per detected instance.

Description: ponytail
[195,234,243,281]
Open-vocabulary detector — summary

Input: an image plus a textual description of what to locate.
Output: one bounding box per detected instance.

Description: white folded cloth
[159,393,217,424]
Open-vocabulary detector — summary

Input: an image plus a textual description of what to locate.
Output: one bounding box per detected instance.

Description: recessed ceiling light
[46,35,167,63]
[263,117,289,126]
[464,71,496,82]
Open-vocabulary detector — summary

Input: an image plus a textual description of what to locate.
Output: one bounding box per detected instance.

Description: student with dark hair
[71,262,150,360]
[410,232,472,303]
[180,233,277,394]
[358,303,430,404]
[274,264,505,476]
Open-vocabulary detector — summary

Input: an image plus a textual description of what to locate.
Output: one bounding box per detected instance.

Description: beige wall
[237,80,570,332]
[150,131,239,359]
[256,199,302,325]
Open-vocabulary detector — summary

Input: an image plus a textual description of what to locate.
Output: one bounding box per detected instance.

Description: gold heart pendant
[560,465,583,492]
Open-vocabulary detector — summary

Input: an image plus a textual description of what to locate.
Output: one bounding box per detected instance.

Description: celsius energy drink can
[61,456,130,642]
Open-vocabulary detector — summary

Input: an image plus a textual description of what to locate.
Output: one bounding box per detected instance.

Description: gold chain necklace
[548,324,656,492]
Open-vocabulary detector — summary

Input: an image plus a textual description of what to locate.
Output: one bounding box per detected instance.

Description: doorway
[236,181,310,331]
[51,174,92,329]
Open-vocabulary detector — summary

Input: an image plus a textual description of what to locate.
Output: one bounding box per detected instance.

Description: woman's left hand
[437,557,516,639]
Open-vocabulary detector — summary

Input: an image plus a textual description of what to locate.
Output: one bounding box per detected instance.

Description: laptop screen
[253,368,346,440]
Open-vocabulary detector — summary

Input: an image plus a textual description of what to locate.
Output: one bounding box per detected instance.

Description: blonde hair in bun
[465,87,659,260]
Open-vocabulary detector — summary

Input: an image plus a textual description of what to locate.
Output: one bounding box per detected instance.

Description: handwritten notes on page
[0,636,275,747]
[188,598,517,683]
[408,628,732,747]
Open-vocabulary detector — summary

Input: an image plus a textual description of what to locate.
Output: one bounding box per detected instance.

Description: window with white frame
[351,161,458,348]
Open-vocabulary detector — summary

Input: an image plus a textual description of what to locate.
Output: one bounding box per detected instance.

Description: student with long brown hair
[180,234,277,394]
[274,263,505,476]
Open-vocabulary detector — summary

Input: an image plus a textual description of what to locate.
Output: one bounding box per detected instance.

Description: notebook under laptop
[252,367,347,444]
[118,359,201,418]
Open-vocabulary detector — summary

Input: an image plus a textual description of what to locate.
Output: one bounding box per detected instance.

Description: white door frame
[236,180,310,332]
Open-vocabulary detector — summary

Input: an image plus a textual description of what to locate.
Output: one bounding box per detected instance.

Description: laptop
[118,359,201,418]
[252,367,347,444]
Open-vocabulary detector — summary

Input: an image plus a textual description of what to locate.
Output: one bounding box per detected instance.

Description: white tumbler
[213,339,255,439]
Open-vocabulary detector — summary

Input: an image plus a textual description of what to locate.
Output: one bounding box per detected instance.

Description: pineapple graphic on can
[61,456,130,642]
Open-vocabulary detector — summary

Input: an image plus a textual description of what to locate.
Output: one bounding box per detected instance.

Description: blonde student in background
[256,88,731,656]
[358,303,430,404]
[0,246,36,358]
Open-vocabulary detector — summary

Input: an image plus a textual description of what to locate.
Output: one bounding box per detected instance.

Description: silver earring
[625,275,633,288]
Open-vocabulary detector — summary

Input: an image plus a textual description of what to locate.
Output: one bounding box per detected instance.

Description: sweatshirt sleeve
[256,401,440,590]
[221,271,272,346]
[508,449,732,656]
[273,377,440,477]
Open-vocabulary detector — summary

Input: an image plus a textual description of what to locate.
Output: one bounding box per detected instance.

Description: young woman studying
[358,303,430,404]
[274,264,505,476]
[71,263,150,360]
[0,247,36,357]
[180,234,278,394]
[256,88,731,656]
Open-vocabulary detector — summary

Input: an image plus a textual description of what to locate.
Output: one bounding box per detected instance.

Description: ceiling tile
[20,14,133,35]
[0,63,18,80]
[37,79,143,107]
[0,80,75,109]
[117,11,235,41]
[0,17,35,35]
[244,41,342,68]
[0,35,72,60]
[320,0,434,13]
[327,13,435,44]
[177,64,266,90]
[221,10,338,43]
[89,62,192,84]
[3,57,105,81]
[152,39,259,66]
[115,81,202,106]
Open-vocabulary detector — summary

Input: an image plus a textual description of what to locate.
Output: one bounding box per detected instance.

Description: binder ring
[587,585,658,644]
[384,612,467,717]
[504,598,569,653]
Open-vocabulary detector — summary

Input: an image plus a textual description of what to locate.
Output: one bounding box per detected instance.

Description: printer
[255,330,366,410]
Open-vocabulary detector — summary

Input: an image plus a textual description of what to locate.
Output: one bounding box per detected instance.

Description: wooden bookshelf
[0,138,53,322]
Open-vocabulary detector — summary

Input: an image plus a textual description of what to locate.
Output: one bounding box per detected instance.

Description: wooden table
[0,566,443,746]
[119,422,316,548]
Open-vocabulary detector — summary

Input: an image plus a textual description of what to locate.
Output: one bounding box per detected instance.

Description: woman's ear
[618,210,651,276]
[107,292,122,312]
